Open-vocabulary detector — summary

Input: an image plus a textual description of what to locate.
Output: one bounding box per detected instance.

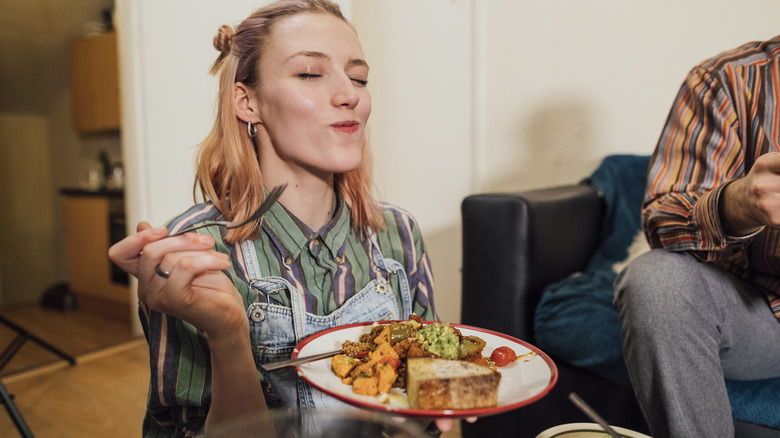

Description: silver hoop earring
[247,121,257,138]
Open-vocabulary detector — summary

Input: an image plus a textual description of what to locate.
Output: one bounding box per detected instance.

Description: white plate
[293,321,558,418]
[536,422,652,438]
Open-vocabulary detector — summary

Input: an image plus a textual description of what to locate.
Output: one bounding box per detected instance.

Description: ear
[234,82,261,124]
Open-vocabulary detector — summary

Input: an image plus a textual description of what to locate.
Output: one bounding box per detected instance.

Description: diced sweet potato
[350,361,375,380]
[375,362,397,394]
[369,341,397,363]
[352,375,378,396]
[331,354,361,378]
[374,325,392,345]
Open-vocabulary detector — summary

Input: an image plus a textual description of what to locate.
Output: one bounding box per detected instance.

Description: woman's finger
[136,221,153,233]
[108,223,168,275]
[136,233,218,282]
[156,251,231,292]
[435,418,453,432]
[432,417,478,433]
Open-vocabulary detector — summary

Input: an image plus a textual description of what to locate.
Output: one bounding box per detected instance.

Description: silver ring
[155,264,171,279]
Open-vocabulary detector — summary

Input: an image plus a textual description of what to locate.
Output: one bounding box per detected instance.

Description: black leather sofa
[459,182,780,438]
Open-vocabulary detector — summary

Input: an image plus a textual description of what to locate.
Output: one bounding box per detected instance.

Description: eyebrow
[286,50,368,69]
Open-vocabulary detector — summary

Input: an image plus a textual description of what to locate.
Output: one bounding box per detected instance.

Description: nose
[337,93,359,109]
[332,75,359,109]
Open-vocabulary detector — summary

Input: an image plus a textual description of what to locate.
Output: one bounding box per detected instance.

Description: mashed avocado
[416,323,460,359]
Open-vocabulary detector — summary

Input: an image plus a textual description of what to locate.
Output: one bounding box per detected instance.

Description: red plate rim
[292,320,559,418]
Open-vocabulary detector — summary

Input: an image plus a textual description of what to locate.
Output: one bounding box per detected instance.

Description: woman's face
[254,12,371,180]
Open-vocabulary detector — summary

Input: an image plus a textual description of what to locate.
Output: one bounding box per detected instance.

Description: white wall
[474,0,780,195]
[116,0,780,330]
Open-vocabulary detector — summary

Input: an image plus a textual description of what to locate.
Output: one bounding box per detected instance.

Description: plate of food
[292,317,558,418]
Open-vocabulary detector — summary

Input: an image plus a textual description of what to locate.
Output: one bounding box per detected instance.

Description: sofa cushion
[533,154,780,429]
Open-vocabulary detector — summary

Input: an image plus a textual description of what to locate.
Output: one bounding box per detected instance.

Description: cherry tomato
[490,346,518,367]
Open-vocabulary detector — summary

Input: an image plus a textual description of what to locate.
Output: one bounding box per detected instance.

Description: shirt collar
[321,194,350,258]
[260,191,351,261]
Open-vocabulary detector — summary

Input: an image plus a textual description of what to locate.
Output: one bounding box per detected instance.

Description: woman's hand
[108,221,168,277]
[109,221,245,341]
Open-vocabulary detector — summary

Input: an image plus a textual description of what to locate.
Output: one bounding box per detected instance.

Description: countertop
[60,187,124,197]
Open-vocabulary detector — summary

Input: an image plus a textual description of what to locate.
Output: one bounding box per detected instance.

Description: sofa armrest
[460,183,603,341]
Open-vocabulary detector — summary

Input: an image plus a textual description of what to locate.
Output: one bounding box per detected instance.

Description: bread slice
[406,357,501,409]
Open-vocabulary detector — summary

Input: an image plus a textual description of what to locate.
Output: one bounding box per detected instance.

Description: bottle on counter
[110,162,124,189]
[98,149,111,189]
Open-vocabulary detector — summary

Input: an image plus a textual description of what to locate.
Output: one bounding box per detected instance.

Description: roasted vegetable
[459,335,487,359]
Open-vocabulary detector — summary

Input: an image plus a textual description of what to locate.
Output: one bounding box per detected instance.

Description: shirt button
[250,308,265,322]
[284,256,292,266]
[335,255,343,263]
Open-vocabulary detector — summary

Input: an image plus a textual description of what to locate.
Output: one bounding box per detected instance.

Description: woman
[109,1,443,436]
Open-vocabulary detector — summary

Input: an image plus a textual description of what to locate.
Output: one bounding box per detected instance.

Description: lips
[332,121,359,133]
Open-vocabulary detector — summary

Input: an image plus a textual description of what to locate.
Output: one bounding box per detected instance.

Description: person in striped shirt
[614,36,780,438]
[108,1,449,436]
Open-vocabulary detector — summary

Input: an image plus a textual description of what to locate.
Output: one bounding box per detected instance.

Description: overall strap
[240,239,308,344]
[240,240,263,281]
[368,230,413,319]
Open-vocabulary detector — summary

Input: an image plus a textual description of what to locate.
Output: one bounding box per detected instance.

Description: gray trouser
[614,249,780,438]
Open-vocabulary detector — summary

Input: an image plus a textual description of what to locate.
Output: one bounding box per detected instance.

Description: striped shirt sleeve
[139,204,221,437]
[643,64,752,261]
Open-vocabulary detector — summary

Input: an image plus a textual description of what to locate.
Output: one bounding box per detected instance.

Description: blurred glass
[206,408,427,438]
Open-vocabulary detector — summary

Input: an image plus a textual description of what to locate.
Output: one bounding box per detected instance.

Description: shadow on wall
[435,101,604,324]
[442,100,601,324]
[485,99,602,193]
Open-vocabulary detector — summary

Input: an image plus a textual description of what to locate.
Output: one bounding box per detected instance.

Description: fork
[259,349,343,371]
[166,183,287,238]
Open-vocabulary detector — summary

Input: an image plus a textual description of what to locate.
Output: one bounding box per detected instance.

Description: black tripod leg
[0,335,28,372]
[0,314,75,366]
[0,380,34,438]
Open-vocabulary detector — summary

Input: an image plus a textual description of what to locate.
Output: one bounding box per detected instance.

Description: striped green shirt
[140,196,436,437]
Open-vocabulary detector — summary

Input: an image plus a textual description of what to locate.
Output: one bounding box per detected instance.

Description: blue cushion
[533,154,780,429]
[727,378,780,429]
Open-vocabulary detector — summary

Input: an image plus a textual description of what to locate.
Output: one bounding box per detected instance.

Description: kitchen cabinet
[68,31,120,132]
[61,189,131,324]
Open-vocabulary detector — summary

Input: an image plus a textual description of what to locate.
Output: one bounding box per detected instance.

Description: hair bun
[213,25,235,55]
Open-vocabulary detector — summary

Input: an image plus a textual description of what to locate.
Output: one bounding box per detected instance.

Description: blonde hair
[195,0,384,244]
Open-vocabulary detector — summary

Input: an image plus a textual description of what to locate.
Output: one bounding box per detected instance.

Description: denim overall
[240,232,413,416]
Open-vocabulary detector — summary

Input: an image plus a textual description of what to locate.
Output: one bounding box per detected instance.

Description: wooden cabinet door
[63,195,130,322]
[68,31,120,132]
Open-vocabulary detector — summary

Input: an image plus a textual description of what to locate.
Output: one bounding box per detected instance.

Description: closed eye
[298,73,322,80]
[351,78,368,86]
